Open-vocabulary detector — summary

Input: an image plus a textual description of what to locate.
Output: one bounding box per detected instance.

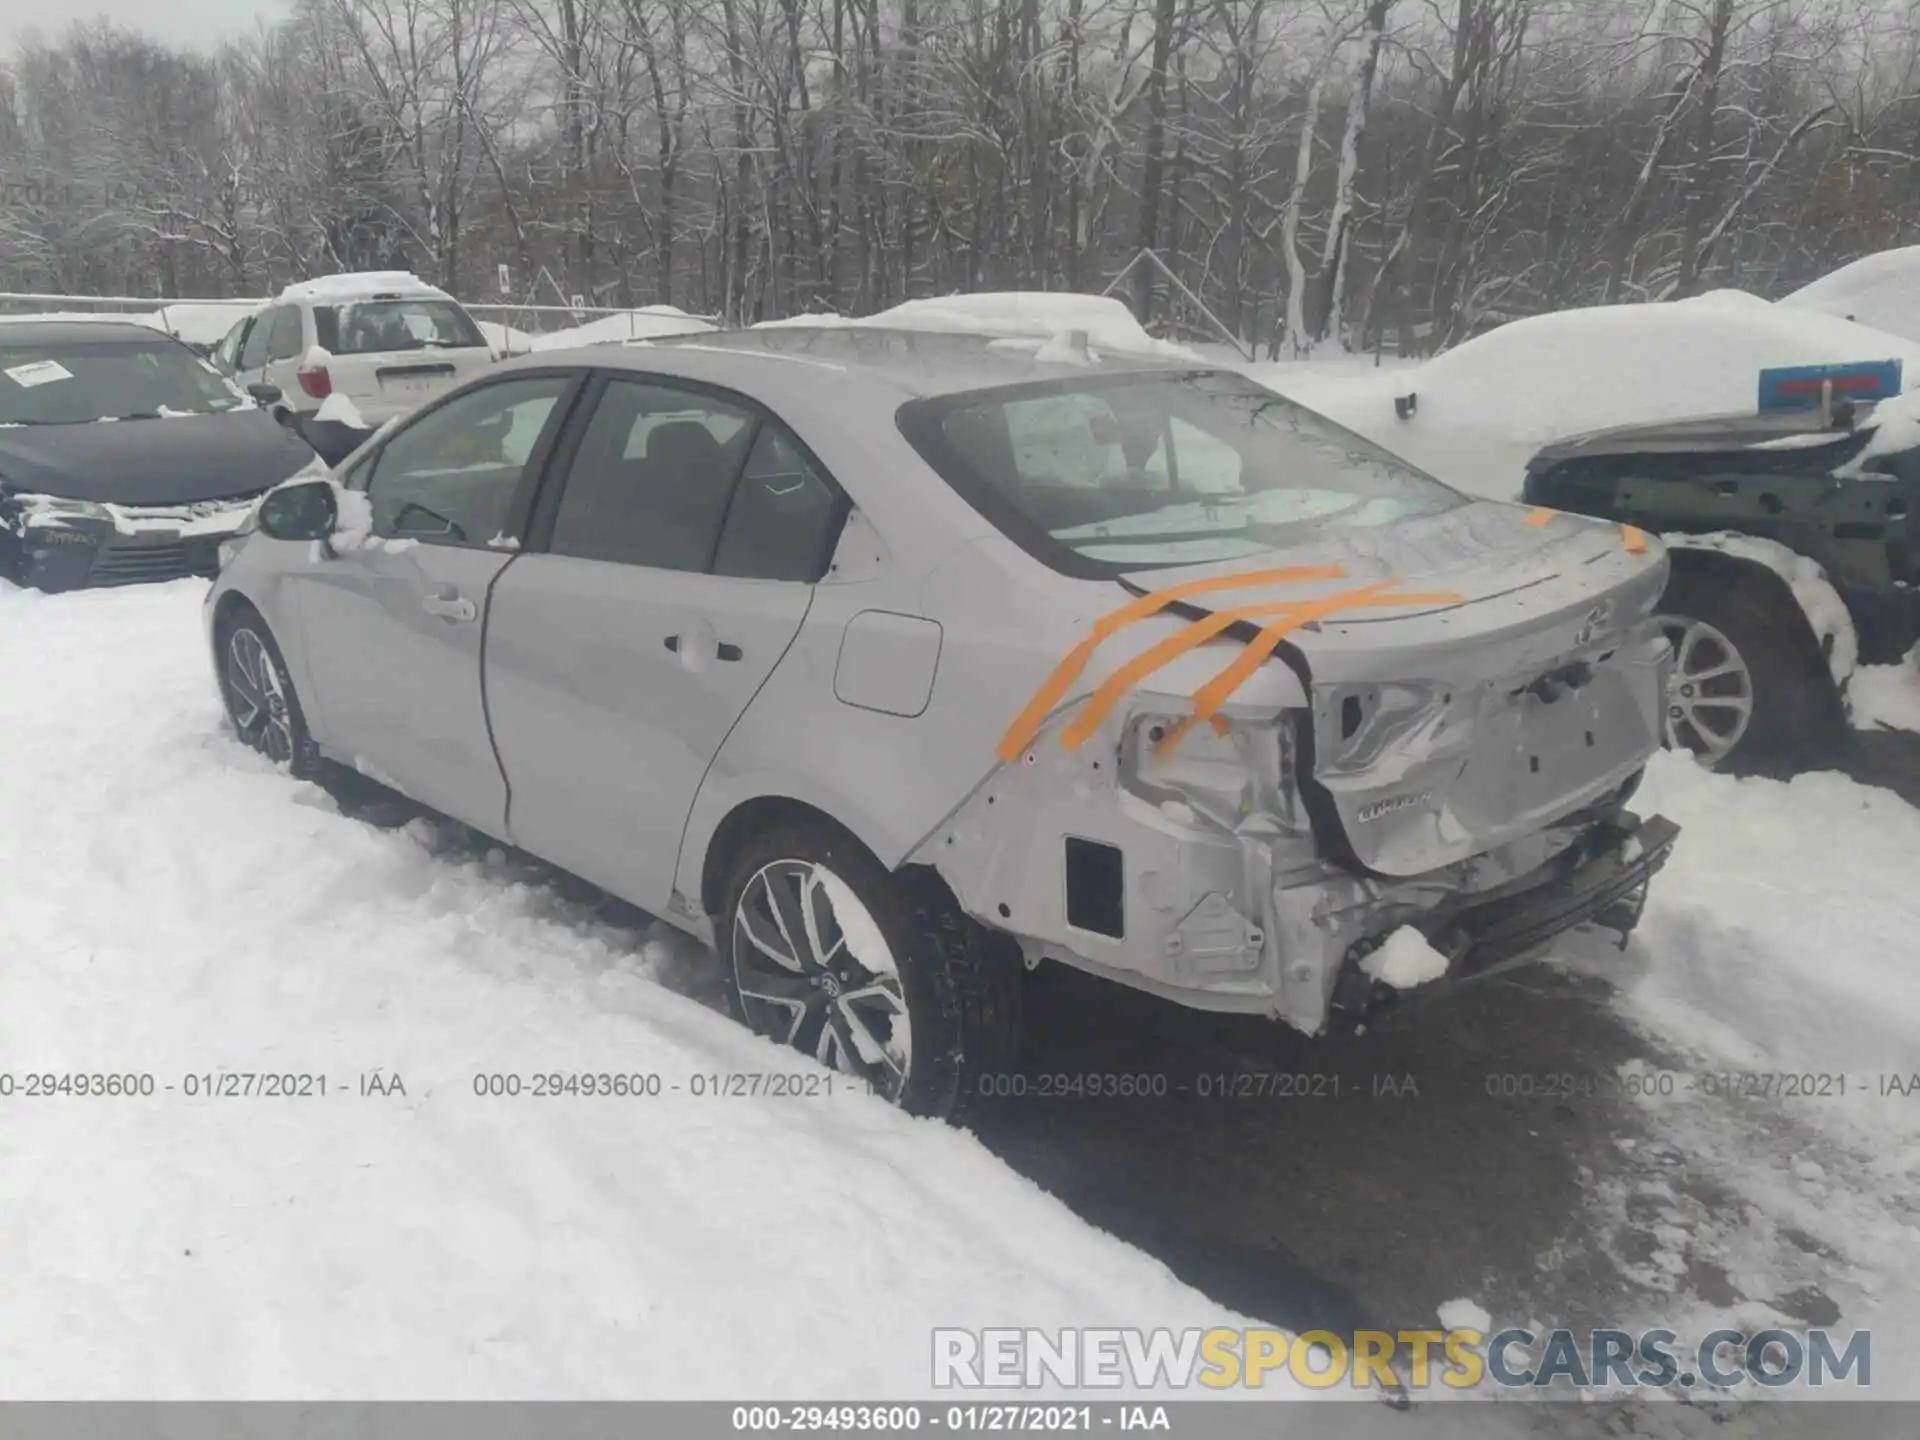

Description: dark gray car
[204,329,1679,1117]
[0,321,322,589]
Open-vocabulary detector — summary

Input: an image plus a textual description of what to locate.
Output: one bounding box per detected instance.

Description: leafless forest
[3,0,1919,350]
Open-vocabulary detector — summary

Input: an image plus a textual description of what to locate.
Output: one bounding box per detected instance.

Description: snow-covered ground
[0,579,1259,1400]
[5,575,1920,1408]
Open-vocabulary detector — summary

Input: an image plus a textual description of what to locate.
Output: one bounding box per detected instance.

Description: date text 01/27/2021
[0,1070,870,1100]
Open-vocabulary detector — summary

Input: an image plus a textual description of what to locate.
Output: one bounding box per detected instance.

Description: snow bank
[1262,292,1920,500]
[148,301,265,348]
[477,319,535,356]
[0,582,1266,1400]
[1565,751,1920,1144]
[1850,654,1920,733]
[527,307,716,352]
[1780,246,1920,344]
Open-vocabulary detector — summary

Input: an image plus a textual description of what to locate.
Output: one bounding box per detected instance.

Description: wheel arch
[699,795,881,923]
[1661,541,1848,700]
[209,587,260,643]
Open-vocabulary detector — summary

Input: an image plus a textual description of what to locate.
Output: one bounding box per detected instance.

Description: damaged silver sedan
[206,328,1678,1117]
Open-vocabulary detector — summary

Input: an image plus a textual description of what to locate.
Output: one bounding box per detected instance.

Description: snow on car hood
[0,408,318,505]
[1257,291,1920,502]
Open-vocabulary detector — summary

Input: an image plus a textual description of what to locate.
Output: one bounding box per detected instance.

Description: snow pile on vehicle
[1359,926,1451,989]
[1839,385,1920,474]
[1263,291,1920,500]
[0,580,1273,1399]
[527,307,716,351]
[278,271,447,302]
[760,292,1202,360]
[1779,246,1920,344]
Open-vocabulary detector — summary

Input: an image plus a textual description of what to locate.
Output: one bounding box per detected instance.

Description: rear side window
[548,379,756,571]
[546,377,845,581]
[713,424,844,582]
[317,299,485,356]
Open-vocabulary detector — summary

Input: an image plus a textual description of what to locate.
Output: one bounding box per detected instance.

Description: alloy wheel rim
[730,859,912,1098]
[1655,614,1754,767]
[226,627,295,766]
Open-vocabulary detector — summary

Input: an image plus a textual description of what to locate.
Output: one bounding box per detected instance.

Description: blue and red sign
[1757,360,1904,412]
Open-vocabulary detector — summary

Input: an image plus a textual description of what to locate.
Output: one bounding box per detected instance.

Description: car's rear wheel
[1654,567,1837,772]
[219,604,320,777]
[716,820,1021,1120]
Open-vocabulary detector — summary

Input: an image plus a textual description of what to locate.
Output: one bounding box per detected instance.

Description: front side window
[238,310,276,370]
[365,376,571,545]
[0,340,251,425]
[316,299,485,356]
[901,370,1463,574]
[214,319,250,372]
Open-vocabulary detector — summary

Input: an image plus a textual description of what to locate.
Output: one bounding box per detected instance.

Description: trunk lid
[1126,501,1670,876]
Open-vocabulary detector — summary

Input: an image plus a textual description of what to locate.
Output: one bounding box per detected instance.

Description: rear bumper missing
[1330,811,1680,1027]
[1445,812,1679,971]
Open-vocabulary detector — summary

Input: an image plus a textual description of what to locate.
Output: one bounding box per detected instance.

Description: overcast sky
[1,0,288,55]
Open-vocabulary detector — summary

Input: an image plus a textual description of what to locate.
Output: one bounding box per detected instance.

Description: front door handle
[422,588,477,622]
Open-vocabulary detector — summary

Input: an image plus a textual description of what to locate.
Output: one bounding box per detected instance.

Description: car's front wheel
[716,821,1021,1120]
[218,603,320,777]
[1654,566,1839,772]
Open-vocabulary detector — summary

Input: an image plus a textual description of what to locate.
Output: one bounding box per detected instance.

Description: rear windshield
[0,340,251,425]
[899,370,1463,576]
[314,299,485,356]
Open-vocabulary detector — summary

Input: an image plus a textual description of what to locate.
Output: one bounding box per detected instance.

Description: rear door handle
[422,589,477,622]
[664,635,743,663]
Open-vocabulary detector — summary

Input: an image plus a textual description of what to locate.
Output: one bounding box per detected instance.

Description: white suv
[223,273,494,427]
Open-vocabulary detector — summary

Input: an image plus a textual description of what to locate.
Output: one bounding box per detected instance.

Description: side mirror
[256,479,338,543]
[1394,392,1418,420]
[248,382,284,406]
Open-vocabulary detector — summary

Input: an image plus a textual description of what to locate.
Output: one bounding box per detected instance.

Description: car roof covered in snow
[502,325,1204,405]
[0,319,186,349]
[276,271,453,304]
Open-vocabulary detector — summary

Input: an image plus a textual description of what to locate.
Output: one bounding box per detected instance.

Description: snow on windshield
[0,340,251,425]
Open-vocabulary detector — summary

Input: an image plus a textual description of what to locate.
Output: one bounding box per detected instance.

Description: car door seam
[668,583,820,914]
[479,550,524,838]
